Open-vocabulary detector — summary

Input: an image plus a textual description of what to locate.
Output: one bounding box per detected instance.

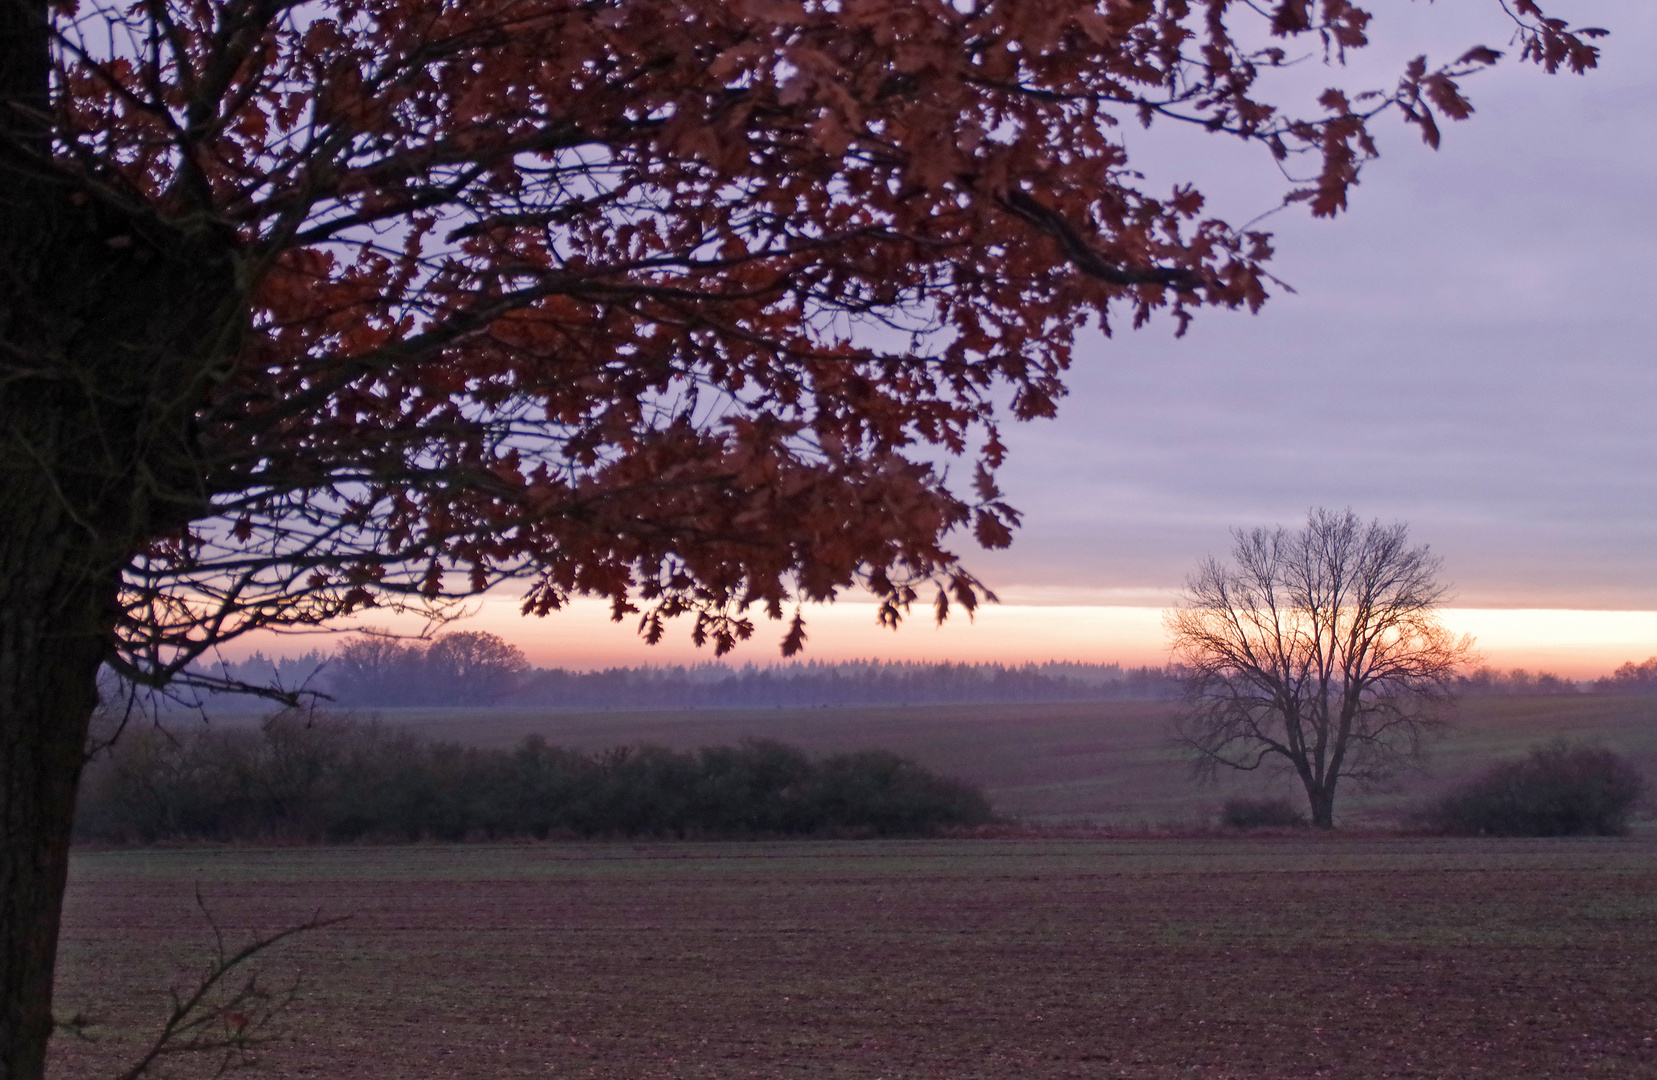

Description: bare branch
[103,891,347,1080]
[1167,508,1474,826]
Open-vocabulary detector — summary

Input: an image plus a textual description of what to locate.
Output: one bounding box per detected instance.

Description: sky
[238,3,1657,678]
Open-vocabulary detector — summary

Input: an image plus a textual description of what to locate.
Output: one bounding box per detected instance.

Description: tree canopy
[4,0,1605,687]
[0,1,1606,1075]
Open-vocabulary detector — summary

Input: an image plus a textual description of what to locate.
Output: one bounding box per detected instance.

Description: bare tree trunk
[0,497,113,1080]
[1307,781,1336,829]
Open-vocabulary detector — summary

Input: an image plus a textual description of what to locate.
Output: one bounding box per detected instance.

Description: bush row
[1421,740,1645,836]
[74,713,995,843]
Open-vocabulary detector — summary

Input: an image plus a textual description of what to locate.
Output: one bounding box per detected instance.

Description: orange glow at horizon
[221,595,1657,681]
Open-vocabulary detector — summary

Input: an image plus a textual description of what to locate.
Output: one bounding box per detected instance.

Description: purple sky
[968,0,1657,612]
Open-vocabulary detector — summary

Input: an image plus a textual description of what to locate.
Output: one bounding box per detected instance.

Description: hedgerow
[74,712,994,843]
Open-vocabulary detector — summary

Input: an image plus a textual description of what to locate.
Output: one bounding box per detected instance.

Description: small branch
[101,890,348,1080]
[996,190,1200,289]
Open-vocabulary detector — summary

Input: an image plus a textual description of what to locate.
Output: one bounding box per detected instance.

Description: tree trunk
[0,4,92,1070]
[1307,782,1336,829]
[0,296,232,1080]
[1,23,238,1063]
[0,520,112,1080]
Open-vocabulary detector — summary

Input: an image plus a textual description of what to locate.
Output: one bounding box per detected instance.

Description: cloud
[969,3,1657,610]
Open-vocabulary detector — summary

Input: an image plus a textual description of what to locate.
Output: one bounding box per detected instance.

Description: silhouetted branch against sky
[19,0,1612,680]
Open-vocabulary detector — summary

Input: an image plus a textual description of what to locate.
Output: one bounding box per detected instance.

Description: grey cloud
[964,5,1657,610]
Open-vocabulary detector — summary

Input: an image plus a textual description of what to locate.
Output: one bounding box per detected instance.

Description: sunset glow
[228,595,1657,681]
[202,5,1657,688]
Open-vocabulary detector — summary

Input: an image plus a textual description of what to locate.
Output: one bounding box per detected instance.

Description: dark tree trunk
[2,5,239,1067]
[0,296,233,1079]
[0,3,89,1073]
[0,520,113,1080]
[1307,782,1336,829]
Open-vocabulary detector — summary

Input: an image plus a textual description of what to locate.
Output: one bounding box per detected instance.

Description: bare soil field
[304,694,1657,826]
[50,835,1657,1079]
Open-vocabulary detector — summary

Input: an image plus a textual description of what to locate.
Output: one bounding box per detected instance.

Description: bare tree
[1168,509,1475,828]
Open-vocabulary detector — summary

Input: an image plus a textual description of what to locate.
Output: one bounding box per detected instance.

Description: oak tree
[0,0,1604,1073]
[1168,508,1476,828]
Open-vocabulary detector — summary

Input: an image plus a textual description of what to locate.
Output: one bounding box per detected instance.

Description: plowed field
[50,835,1657,1079]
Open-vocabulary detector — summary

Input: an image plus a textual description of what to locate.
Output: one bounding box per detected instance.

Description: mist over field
[193,638,1647,712]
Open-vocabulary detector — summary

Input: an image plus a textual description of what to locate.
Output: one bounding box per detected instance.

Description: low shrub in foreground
[1220,797,1309,829]
[74,713,995,843]
[1421,739,1645,837]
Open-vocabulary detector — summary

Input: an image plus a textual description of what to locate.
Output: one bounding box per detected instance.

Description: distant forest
[198,635,1180,708]
[187,632,1636,710]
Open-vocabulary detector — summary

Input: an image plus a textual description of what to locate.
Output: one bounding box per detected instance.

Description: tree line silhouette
[76,712,994,844]
[201,632,1182,708]
[1454,667,1581,695]
[198,634,1657,709]
[1590,658,1657,695]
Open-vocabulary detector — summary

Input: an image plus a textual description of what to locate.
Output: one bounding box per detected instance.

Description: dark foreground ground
[50,835,1657,1079]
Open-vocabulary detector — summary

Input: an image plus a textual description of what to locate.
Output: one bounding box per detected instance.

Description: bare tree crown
[1167,508,1474,827]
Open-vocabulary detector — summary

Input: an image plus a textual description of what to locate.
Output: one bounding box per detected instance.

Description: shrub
[1422,740,1645,837]
[692,740,817,834]
[808,749,995,835]
[74,717,995,842]
[1220,797,1309,829]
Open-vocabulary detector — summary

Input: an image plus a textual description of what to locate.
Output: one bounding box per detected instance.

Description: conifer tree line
[201,631,1183,708]
[76,712,994,844]
[199,631,1633,710]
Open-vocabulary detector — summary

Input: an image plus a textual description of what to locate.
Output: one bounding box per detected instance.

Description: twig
[104,889,348,1080]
